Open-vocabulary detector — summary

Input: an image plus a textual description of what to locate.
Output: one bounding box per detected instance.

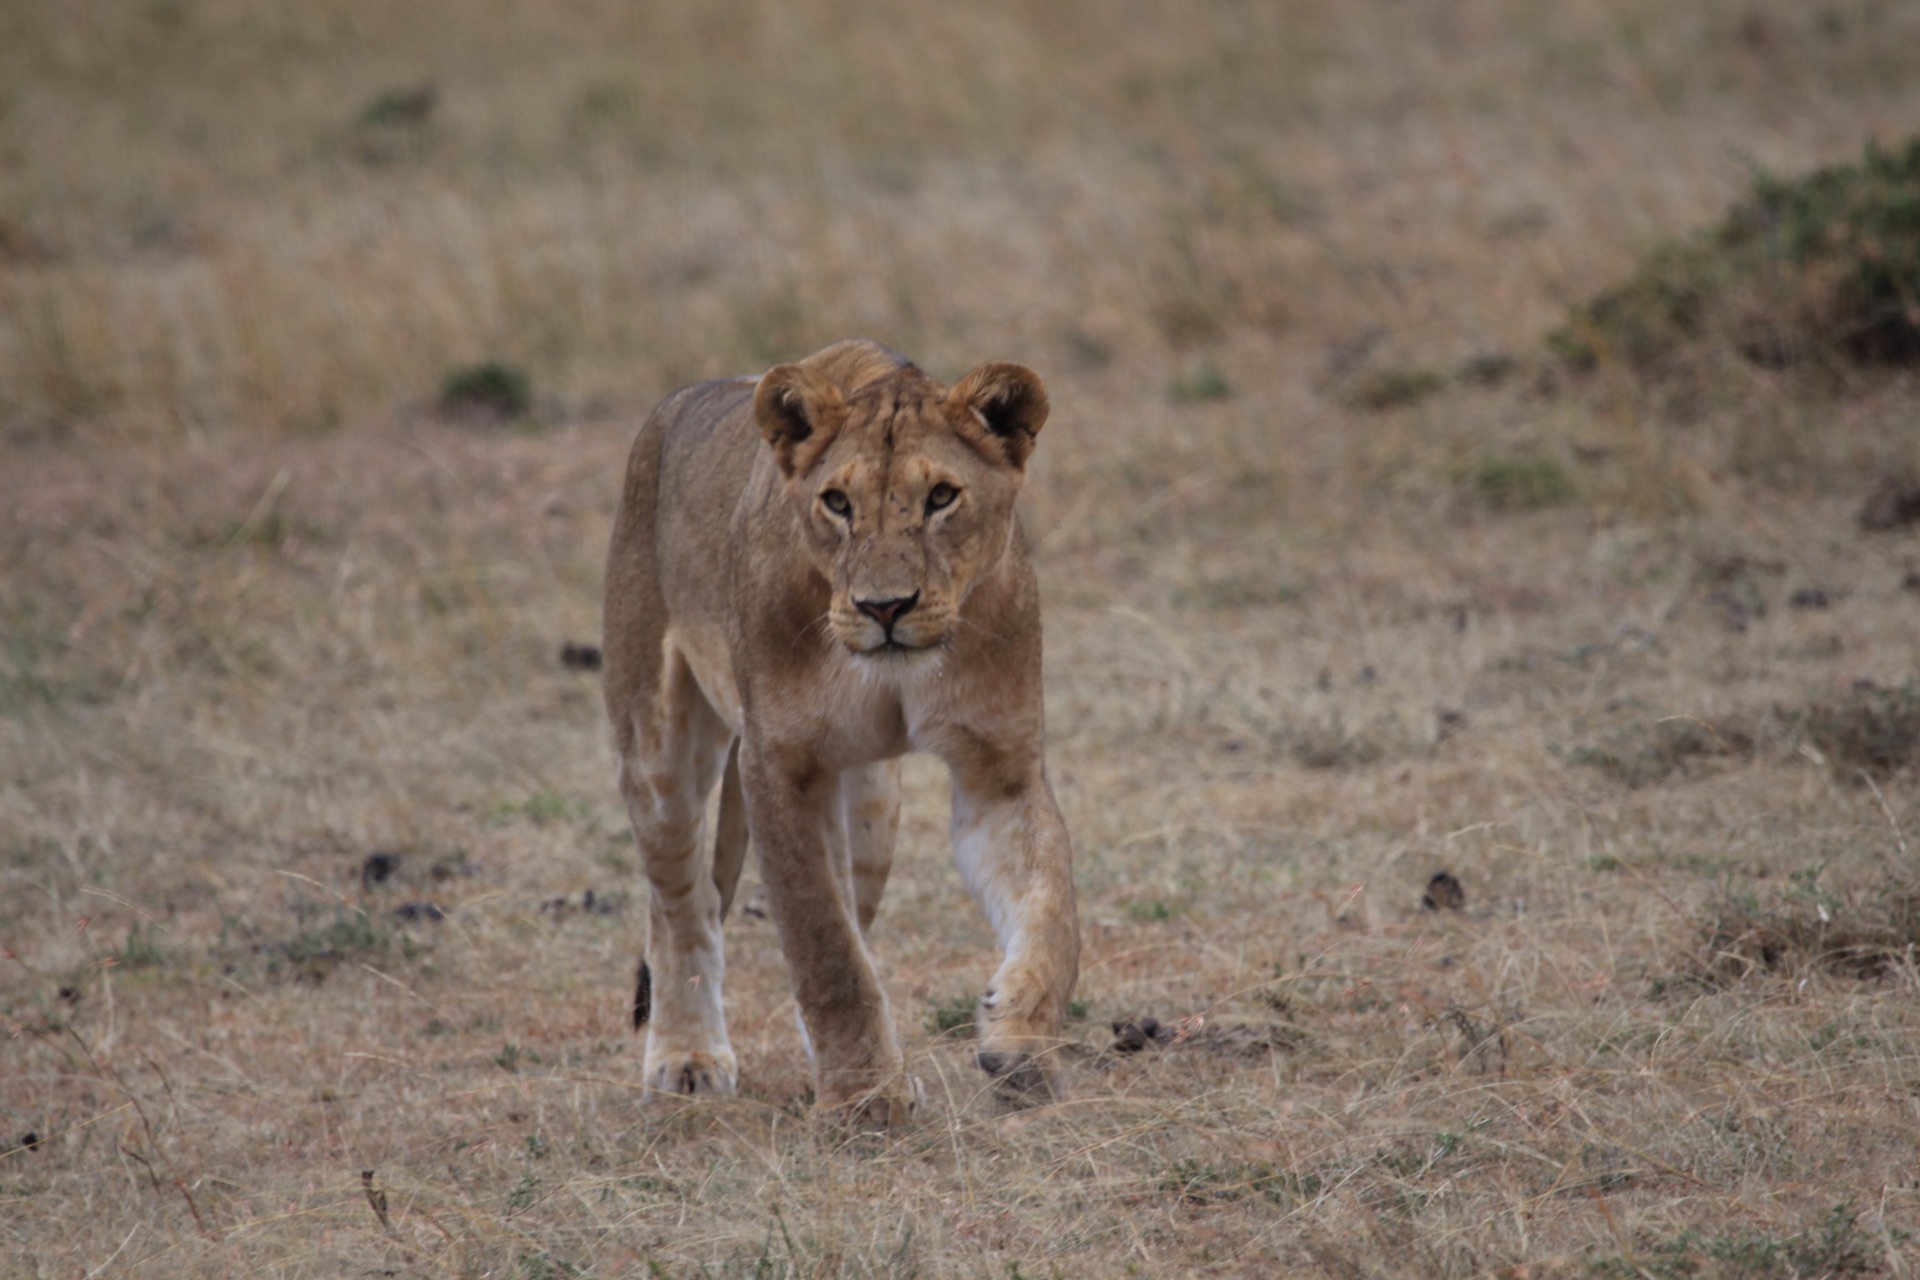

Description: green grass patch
[1341,366,1445,411]
[493,790,589,827]
[925,993,976,1038]
[1461,452,1575,512]
[222,906,401,981]
[1585,1203,1883,1280]
[117,922,167,971]
[1168,358,1232,403]
[1159,1157,1322,1207]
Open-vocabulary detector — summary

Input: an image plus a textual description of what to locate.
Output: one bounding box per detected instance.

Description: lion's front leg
[949,767,1080,1100]
[742,741,910,1128]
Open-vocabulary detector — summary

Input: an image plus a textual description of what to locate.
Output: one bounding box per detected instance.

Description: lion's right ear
[754,364,847,479]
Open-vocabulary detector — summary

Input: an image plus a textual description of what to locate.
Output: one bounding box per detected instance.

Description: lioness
[603,339,1080,1124]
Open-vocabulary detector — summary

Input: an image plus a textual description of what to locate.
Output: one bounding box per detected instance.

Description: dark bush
[1551,137,1920,374]
[439,361,533,422]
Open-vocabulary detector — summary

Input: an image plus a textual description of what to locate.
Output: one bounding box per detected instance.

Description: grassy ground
[5,1,1920,1275]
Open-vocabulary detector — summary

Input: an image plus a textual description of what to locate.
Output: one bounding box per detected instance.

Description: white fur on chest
[812,647,957,765]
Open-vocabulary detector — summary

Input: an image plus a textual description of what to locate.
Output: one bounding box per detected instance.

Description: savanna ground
[5,2,1920,1276]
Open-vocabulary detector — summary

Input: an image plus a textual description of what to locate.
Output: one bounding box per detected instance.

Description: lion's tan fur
[603,339,1080,1123]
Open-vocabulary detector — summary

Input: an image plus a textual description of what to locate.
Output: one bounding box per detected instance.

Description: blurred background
[4,0,1915,472]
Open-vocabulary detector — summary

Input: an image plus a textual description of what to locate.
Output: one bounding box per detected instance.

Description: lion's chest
[742,650,969,770]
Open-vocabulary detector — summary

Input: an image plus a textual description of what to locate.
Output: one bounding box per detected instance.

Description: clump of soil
[1104,1015,1306,1061]
[1421,871,1465,911]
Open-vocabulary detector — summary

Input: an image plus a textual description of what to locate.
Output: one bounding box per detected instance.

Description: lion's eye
[926,483,958,513]
[820,489,851,518]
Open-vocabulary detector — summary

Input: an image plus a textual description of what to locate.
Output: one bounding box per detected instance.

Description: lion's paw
[976,1048,1058,1106]
[819,1086,914,1133]
[642,1049,739,1098]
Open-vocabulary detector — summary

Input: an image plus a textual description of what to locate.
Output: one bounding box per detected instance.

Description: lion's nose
[855,593,919,629]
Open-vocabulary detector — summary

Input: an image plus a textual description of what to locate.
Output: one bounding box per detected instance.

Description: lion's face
[753,360,1049,657]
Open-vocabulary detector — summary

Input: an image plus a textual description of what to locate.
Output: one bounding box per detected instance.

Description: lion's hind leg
[619,647,739,1097]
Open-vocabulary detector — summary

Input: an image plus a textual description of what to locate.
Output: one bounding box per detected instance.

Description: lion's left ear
[948,362,1049,469]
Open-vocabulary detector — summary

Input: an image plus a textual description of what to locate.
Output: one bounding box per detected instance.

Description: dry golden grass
[5,1,1920,1276]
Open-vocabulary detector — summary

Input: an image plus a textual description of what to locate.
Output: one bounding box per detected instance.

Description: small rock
[1109,1017,1172,1053]
[361,852,401,888]
[560,642,603,671]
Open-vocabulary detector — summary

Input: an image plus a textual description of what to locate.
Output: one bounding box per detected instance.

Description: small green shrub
[1551,136,1920,373]
[282,909,388,966]
[118,923,166,970]
[1168,358,1232,403]
[356,83,438,129]
[440,361,533,421]
[348,83,438,166]
[1462,453,1575,512]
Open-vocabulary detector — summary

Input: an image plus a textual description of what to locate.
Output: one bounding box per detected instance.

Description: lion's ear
[754,364,847,478]
[949,362,1050,468]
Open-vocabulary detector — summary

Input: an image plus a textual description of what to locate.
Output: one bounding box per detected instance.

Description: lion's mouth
[833,605,950,657]
[866,638,932,656]
[844,632,946,658]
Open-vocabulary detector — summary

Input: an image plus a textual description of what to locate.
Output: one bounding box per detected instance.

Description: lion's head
[752,356,1049,657]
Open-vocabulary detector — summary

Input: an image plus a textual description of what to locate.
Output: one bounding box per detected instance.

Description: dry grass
[5,1,1920,1276]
